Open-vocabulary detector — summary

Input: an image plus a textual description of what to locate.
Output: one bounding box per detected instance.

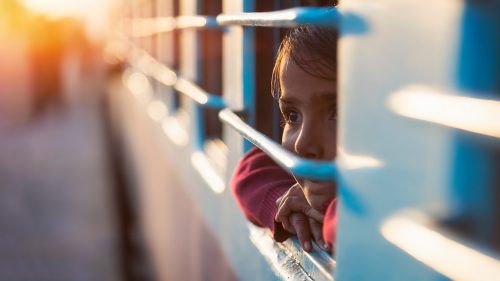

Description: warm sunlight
[21,0,111,39]
[22,0,88,18]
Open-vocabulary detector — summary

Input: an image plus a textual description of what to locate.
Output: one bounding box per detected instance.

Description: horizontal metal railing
[126,47,336,186]
[129,16,219,37]
[129,7,339,37]
[217,7,340,27]
[125,6,340,182]
[219,109,337,181]
[175,78,226,109]
[249,224,335,281]
[128,48,226,109]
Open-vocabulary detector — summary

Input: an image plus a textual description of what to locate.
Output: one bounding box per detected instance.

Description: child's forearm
[231,147,296,240]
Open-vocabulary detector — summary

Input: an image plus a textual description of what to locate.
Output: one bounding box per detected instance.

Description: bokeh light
[21,0,111,40]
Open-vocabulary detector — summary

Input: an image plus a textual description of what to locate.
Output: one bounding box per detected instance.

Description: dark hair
[271,25,338,98]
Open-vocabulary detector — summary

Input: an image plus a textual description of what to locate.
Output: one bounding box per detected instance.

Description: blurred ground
[0,65,122,280]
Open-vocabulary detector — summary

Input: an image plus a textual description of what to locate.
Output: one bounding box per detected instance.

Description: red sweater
[231,147,337,246]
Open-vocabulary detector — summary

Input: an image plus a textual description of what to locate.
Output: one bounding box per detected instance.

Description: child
[231,25,337,252]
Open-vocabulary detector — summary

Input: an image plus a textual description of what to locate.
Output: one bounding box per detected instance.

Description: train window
[117,0,339,279]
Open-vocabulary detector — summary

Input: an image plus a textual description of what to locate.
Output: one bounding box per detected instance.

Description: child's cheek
[281,126,297,153]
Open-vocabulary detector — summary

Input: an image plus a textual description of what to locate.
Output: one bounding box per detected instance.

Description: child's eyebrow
[278,96,299,104]
[279,91,336,104]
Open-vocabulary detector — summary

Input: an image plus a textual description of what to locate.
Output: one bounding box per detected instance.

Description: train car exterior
[106,0,500,280]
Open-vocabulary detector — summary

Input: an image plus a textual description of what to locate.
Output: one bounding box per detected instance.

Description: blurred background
[0,1,134,280]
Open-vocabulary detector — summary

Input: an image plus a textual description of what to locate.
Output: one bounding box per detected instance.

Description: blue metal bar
[219,108,337,181]
[216,7,340,28]
[129,48,226,109]
[174,78,226,109]
[175,15,219,29]
[191,150,225,193]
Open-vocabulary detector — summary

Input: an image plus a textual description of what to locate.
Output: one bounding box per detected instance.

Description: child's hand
[275,184,329,252]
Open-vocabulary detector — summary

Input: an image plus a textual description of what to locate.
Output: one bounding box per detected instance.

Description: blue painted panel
[337,0,500,280]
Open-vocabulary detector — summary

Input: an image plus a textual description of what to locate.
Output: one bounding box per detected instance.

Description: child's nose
[294,123,324,160]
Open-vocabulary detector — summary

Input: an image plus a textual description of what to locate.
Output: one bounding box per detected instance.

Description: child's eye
[283,110,301,125]
[288,111,299,122]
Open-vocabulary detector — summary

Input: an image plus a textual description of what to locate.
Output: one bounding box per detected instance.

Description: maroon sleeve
[322,198,338,246]
[230,147,296,242]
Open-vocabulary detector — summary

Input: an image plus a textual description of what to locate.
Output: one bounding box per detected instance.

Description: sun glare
[22,0,90,18]
[21,0,111,40]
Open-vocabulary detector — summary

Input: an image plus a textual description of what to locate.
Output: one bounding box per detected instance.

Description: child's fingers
[276,183,300,208]
[275,196,295,221]
[275,196,324,223]
[302,206,325,223]
[308,218,328,251]
[281,216,295,234]
[290,213,312,252]
[276,197,293,233]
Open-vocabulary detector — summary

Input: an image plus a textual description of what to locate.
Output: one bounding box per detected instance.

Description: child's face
[279,56,337,212]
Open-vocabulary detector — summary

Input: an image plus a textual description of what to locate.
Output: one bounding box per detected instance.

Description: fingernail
[304,241,311,252]
[324,243,330,250]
